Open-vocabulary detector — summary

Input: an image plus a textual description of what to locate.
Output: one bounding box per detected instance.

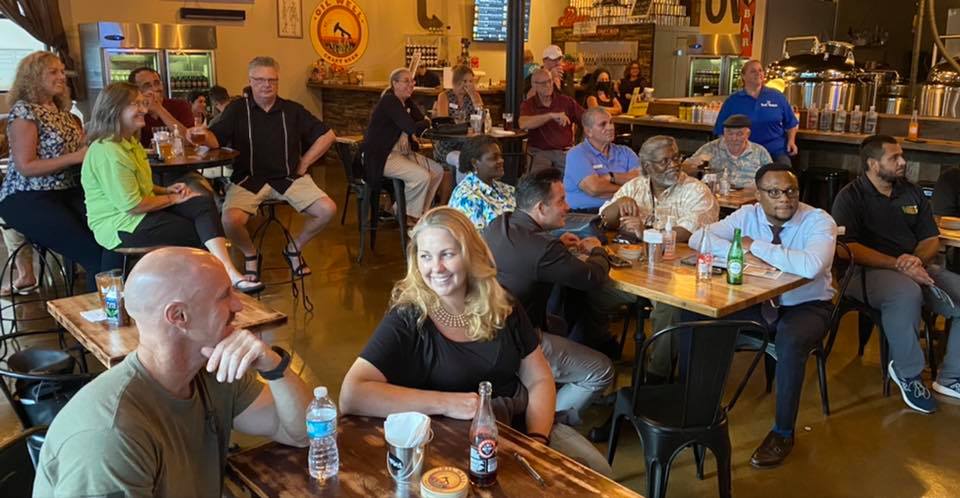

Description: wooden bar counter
[309,82,507,136]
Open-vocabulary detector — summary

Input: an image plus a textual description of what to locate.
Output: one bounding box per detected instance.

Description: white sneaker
[933,378,960,400]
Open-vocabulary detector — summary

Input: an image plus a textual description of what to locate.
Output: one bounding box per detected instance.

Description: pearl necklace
[430,302,469,328]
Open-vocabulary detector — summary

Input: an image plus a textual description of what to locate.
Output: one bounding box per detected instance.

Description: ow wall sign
[699,0,741,35]
[310,0,369,66]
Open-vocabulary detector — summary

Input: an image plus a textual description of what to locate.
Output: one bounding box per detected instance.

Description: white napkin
[384,412,431,448]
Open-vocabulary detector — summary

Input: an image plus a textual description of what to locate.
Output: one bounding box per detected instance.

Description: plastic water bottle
[806,104,819,130]
[864,105,879,134]
[819,108,834,131]
[849,105,863,133]
[833,108,847,132]
[172,128,185,158]
[307,386,339,481]
[719,168,731,196]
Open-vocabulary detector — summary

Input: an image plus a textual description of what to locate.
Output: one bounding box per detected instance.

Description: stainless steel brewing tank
[766,41,871,111]
[919,57,960,117]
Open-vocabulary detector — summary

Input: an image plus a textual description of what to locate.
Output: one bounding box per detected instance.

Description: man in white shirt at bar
[686,162,837,469]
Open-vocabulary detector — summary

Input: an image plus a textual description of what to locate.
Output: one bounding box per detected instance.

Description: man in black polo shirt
[200,56,337,278]
[832,134,960,413]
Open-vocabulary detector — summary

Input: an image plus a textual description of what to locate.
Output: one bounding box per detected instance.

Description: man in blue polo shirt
[563,108,641,213]
[714,60,798,165]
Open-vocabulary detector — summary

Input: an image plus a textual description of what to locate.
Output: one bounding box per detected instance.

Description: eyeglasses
[759,187,800,199]
[532,79,552,86]
[129,99,149,110]
[652,154,683,167]
[250,77,279,86]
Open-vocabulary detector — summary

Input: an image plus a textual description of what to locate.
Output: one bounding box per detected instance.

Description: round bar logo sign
[310,0,368,66]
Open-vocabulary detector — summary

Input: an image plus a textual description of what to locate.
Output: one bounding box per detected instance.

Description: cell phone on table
[679,254,724,274]
[608,254,633,268]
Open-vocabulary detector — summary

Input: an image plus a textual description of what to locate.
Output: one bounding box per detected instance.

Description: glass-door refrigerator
[165,50,216,98]
[102,49,163,85]
[726,56,748,94]
[688,56,723,96]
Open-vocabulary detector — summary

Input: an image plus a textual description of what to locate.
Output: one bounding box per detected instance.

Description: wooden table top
[423,128,528,141]
[716,187,757,210]
[940,227,960,248]
[148,146,240,170]
[47,292,287,368]
[227,415,642,498]
[609,246,809,318]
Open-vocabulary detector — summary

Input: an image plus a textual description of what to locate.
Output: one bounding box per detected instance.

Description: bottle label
[728,261,743,275]
[470,439,497,474]
[307,419,336,439]
[104,289,121,320]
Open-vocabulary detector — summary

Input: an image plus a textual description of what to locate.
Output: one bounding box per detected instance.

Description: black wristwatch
[608,172,617,185]
[257,346,291,381]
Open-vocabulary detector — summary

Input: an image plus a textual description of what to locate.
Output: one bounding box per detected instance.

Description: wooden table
[47,292,286,368]
[148,145,240,171]
[227,415,643,498]
[940,227,960,248]
[609,246,809,318]
[715,187,756,210]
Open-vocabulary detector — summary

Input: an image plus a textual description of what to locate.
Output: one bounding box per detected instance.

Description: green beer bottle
[727,228,744,285]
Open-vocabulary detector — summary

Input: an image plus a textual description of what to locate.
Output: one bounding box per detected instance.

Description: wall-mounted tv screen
[472,0,531,42]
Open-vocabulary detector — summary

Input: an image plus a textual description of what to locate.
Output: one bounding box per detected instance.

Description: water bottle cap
[314,386,327,399]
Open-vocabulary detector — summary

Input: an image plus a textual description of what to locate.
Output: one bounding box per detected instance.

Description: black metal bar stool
[250,199,313,312]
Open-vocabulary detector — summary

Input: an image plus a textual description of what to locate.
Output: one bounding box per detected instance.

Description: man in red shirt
[129,67,195,148]
[519,68,584,174]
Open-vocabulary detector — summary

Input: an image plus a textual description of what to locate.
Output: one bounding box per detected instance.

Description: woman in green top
[81,82,264,293]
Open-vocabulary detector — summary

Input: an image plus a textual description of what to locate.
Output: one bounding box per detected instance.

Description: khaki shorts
[223,176,328,215]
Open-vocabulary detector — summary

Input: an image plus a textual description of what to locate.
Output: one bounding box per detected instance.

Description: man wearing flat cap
[683,113,775,189]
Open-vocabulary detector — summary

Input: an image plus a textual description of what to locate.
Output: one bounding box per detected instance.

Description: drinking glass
[502,113,514,131]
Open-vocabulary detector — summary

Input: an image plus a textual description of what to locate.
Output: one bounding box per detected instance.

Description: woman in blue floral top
[0,51,115,290]
[447,136,516,230]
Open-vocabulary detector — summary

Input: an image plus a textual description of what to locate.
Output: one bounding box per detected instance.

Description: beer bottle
[469,381,498,487]
[727,228,744,285]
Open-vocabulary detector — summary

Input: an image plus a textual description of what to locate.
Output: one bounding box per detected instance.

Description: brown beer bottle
[468,381,498,487]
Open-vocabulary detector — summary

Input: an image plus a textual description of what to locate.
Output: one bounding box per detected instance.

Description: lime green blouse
[81,136,153,249]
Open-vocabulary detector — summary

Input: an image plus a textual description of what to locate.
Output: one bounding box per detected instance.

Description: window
[0,17,46,92]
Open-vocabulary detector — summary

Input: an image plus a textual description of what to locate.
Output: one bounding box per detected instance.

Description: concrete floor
[3,166,960,498]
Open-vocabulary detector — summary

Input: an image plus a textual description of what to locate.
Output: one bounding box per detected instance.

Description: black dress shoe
[750,431,794,469]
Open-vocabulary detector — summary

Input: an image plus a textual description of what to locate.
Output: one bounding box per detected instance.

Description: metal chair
[607,320,769,498]
[0,331,95,431]
[0,426,47,496]
[825,242,936,397]
[0,240,75,338]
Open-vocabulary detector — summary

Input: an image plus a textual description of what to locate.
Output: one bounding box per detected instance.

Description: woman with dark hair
[0,50,113,291]
[584,68,622,116]
[340,207,612,475]
[362,68,446,222]
[187,90,208,126]
[447,136,515,230]
[617,61,649,110]
[80,82,263,293]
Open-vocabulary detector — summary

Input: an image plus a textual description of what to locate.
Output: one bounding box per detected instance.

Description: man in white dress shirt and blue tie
[686,162,838,469]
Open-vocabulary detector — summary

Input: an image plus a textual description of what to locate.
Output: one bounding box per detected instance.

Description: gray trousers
[846,265,960,380]
[540,332,615,426]
[528,147,568,175]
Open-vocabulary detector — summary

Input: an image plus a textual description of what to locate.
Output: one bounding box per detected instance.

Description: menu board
[472,0,531,42]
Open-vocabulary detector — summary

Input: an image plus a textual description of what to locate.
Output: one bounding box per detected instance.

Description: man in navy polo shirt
[714,60,798,165]
[563,108,640,213]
